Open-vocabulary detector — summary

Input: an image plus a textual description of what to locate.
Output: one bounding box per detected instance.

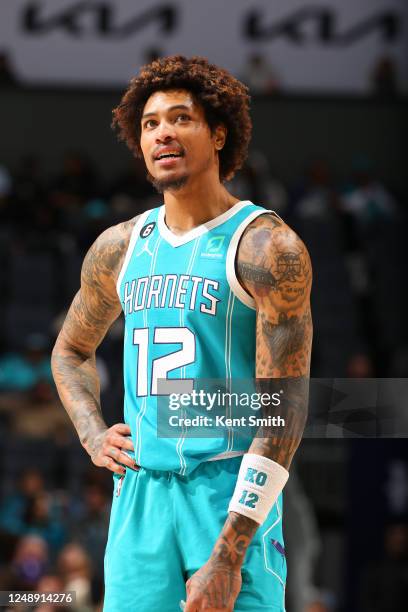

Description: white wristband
[228,454,289,525]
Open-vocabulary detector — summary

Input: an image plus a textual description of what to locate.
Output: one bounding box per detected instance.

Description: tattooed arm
[239,213,313,462]
[185,214,312,611]
[51,219,139,475]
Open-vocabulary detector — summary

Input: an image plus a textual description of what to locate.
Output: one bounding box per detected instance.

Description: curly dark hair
[112,55,252,181]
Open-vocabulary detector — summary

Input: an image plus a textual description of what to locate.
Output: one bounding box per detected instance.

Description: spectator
[0,380,72,440]
[57,543,93,610]
[340,155,396,228]
[359,522,408,612]
[289,162,371,377]
[0,469,45,536]
[24,492,67,558]
[36,574,71,612]
[0,333,53,392]
[9,155,48,234]
[304,587,336,611]
[108,159,156,219]
[340,155,404,373]
[370,55,399,98]
[69,483,110,582]
[228,151,288,213]
[290,160,340,221]
[0,535,49,590]
[50,153,99,235]
[240,52,280,95]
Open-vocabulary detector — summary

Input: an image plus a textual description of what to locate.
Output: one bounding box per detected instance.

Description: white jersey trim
[115,209,153,300]
[262,497,286,589]
[157,200,252,247]
[176,235,202,476]
[226,209,281,310]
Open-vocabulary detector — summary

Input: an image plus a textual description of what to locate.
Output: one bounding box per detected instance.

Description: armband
[228,454,289,525]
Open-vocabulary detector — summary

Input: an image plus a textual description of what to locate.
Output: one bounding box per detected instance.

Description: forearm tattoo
[211,511,258,568]
[51,218,136,451]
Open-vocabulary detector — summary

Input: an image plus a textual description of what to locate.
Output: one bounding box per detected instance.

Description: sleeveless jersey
[117,200,275,474]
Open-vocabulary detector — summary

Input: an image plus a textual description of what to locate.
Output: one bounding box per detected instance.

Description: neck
[162,174,239,235]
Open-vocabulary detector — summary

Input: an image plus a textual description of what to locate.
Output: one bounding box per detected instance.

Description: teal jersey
[117,200,275,474]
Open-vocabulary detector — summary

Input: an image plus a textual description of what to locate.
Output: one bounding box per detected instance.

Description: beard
[147,172,189,194]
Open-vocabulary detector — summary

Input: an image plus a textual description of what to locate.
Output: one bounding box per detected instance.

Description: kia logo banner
[1,0,407,92]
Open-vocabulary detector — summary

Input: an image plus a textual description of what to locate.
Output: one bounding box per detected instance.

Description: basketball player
[52,56,312,611]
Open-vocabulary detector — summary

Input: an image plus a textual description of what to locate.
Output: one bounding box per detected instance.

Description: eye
[143,119,157,129]
[176,113,190,122]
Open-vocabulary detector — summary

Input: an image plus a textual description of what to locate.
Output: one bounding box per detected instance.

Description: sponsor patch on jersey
[200,235,225,259]
[140,222,156,239]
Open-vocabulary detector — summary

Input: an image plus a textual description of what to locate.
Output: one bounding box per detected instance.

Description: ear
[213,124,227,151]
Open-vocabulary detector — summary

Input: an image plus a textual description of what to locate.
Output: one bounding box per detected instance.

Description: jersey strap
[116,209,154,299]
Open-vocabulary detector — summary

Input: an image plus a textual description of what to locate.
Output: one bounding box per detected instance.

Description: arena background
[0,1,407,610]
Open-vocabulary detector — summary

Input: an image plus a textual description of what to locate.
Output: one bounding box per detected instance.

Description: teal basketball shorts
[103,456,286,611]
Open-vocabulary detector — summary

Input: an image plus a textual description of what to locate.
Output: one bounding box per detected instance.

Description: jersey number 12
[133,327,195,396]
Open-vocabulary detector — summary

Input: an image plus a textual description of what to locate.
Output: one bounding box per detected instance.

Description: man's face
[140,89,222,192]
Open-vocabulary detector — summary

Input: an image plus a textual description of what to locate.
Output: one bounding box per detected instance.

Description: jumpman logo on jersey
[135,238,154,258]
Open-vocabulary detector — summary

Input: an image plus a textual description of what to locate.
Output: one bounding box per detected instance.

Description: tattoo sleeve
[237,214,312,465]
[210,214,313,568]
[51,219,136,455]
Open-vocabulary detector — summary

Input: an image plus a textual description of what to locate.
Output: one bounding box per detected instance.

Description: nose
[155,119,176,143]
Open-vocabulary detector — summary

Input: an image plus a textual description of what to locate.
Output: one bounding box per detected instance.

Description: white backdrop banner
[1,0,407,92]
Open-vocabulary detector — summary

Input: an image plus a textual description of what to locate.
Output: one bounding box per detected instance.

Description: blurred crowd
[0,148,407,611]
[0,467,110,611]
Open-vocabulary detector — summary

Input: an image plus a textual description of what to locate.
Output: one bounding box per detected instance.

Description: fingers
[94,423,137,474]
[102,456,126,475]
[186,605,229,612]
[184,588,199,612]
[111,423,132,435]
[107,445,138,471]
[104,431,136,470]
[110,433,134,452]
[184,600,196,612]
[185,601,225,612]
